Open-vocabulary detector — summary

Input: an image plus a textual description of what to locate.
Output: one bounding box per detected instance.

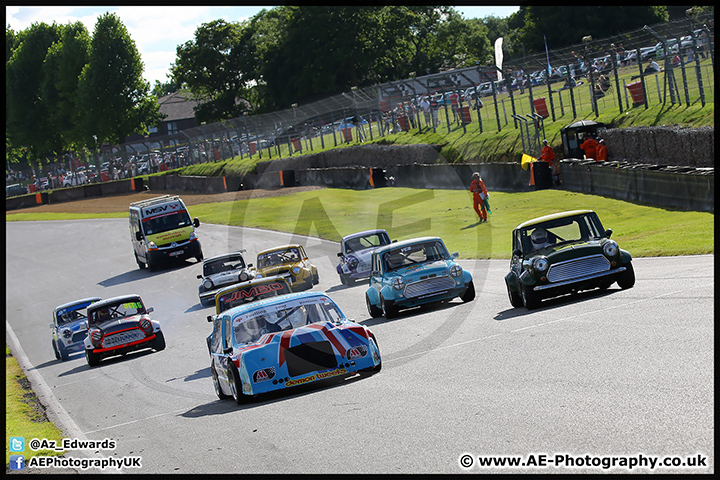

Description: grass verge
[6,345,65,468]
[5,188,714,259]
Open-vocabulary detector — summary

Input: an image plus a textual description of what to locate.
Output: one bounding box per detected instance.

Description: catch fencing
[102,13,713,167]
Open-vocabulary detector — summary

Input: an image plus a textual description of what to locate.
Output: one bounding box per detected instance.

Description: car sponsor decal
[144,225,193,245]
[284,368,347,387]
[102,329,144,348]
[346,345,367,360]
[223,282,286,303]
[142,203,181,217]
[253,367,276,383]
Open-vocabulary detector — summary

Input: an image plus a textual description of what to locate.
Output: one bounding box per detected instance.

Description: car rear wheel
[211,364,230,400]
[617,262,635,289]
[460,280,476,302]
[366,294,382,318]
[506,280,524,308]
[521,284,541,310]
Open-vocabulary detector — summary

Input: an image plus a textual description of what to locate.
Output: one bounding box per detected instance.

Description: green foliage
[77,13,161,146]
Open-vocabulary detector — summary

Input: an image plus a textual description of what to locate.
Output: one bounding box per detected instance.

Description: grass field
[6,188,714,258]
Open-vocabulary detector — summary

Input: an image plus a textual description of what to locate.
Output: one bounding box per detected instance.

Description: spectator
[420,96,431,126]
[644,58,661,74]
[595,139,608,162]
[449,90,459,123]
[470,172,489,222]
[580,135,599,160]
[539,139,555,165]
[594,83,606,99]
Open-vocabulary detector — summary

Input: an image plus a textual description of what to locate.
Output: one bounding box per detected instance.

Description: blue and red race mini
[207,291,381,404]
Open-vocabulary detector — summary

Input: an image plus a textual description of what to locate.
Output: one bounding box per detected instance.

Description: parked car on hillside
[6,183,28,197]
[504,210,635,310]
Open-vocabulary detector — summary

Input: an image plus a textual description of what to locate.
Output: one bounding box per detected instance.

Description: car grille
[547,254,611,283]
[404,275,456,299]
[71,331,87,343]
[102,329,145,348]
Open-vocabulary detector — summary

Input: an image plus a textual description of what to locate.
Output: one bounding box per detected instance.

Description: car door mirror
[337,252,343,257]
[197,274,203,279]
[135,231,142,241]
[194,218,200,228]
[49,323,55,329]
[605,228,613,238]
[207,315,214,323]
[223,346,233,354]
[451,252,459,259]
[146,307,154,314]
[512,249,522,258]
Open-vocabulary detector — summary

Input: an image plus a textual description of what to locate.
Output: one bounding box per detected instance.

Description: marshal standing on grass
[470,172,490,222]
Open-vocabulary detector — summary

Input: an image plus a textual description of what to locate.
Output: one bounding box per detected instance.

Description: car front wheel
[211,364,230,400]
[366,294,382,318]
[507,280,524,308]
[460,280,476,302]
[617,262,635,289]
[152,331,166,351]
[85,349,101,367]
[521,284,541,310]
[228,364,250,405]
[381,295,399,319]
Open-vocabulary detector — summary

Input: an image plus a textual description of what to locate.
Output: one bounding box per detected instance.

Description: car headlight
[292,266,301,275]
[450,264,463,278]
[603,241,618,257]
[90,329,103,347]
[533,257,549,272]
[239,271,249,282]
[148,241,158,251]
[348,256,359,268]
[203,279,213,290]
[140,318,153,334]
[62,329,72,339]
[256,273,263,279]
[392,277,405,290]
[189,231,197,241]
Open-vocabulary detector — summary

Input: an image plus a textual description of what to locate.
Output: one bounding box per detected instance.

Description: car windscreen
[382,240,449,272]
[142,211,192,235]
[344,232,390,254]
[257,248,301,268]
[217,281,291,313]
[232,297,343,345]
[520,214,605,254]
[89,300,146,324]
[204,255,245,276]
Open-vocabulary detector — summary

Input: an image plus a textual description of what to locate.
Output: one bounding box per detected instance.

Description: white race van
[129,195,203,270]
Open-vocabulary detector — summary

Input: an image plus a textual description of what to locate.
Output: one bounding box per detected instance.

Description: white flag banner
[494,37,504,82]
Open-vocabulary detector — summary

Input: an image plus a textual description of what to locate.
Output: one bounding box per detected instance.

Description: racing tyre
[52,340,61,360]
[58,341,69,361]
[152,330,166,351]
[146,254,155,272]
[85,349,101,367]
[211,364,230,400]
[521,284,541,310]
[135,252,146,270]
[312,271,319,285]
[366,294,382,318]
[381,295,399,319]
[460,280,476,302]
[617,262,635,290]
[228,364,251,405]
[506,281,524,308]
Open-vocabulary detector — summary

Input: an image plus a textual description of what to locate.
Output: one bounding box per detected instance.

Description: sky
[5,5,520,86]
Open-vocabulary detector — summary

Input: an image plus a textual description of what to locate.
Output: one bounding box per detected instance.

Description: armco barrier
[560,159,714,212]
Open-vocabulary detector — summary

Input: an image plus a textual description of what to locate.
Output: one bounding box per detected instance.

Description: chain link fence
[97,13,714,175]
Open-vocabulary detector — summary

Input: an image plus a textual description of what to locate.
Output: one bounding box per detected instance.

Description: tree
[41,22,91,155]
[172,19,251,123]
[6,22,61,176]
[516,6,668,54]
[76,12,161,150]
